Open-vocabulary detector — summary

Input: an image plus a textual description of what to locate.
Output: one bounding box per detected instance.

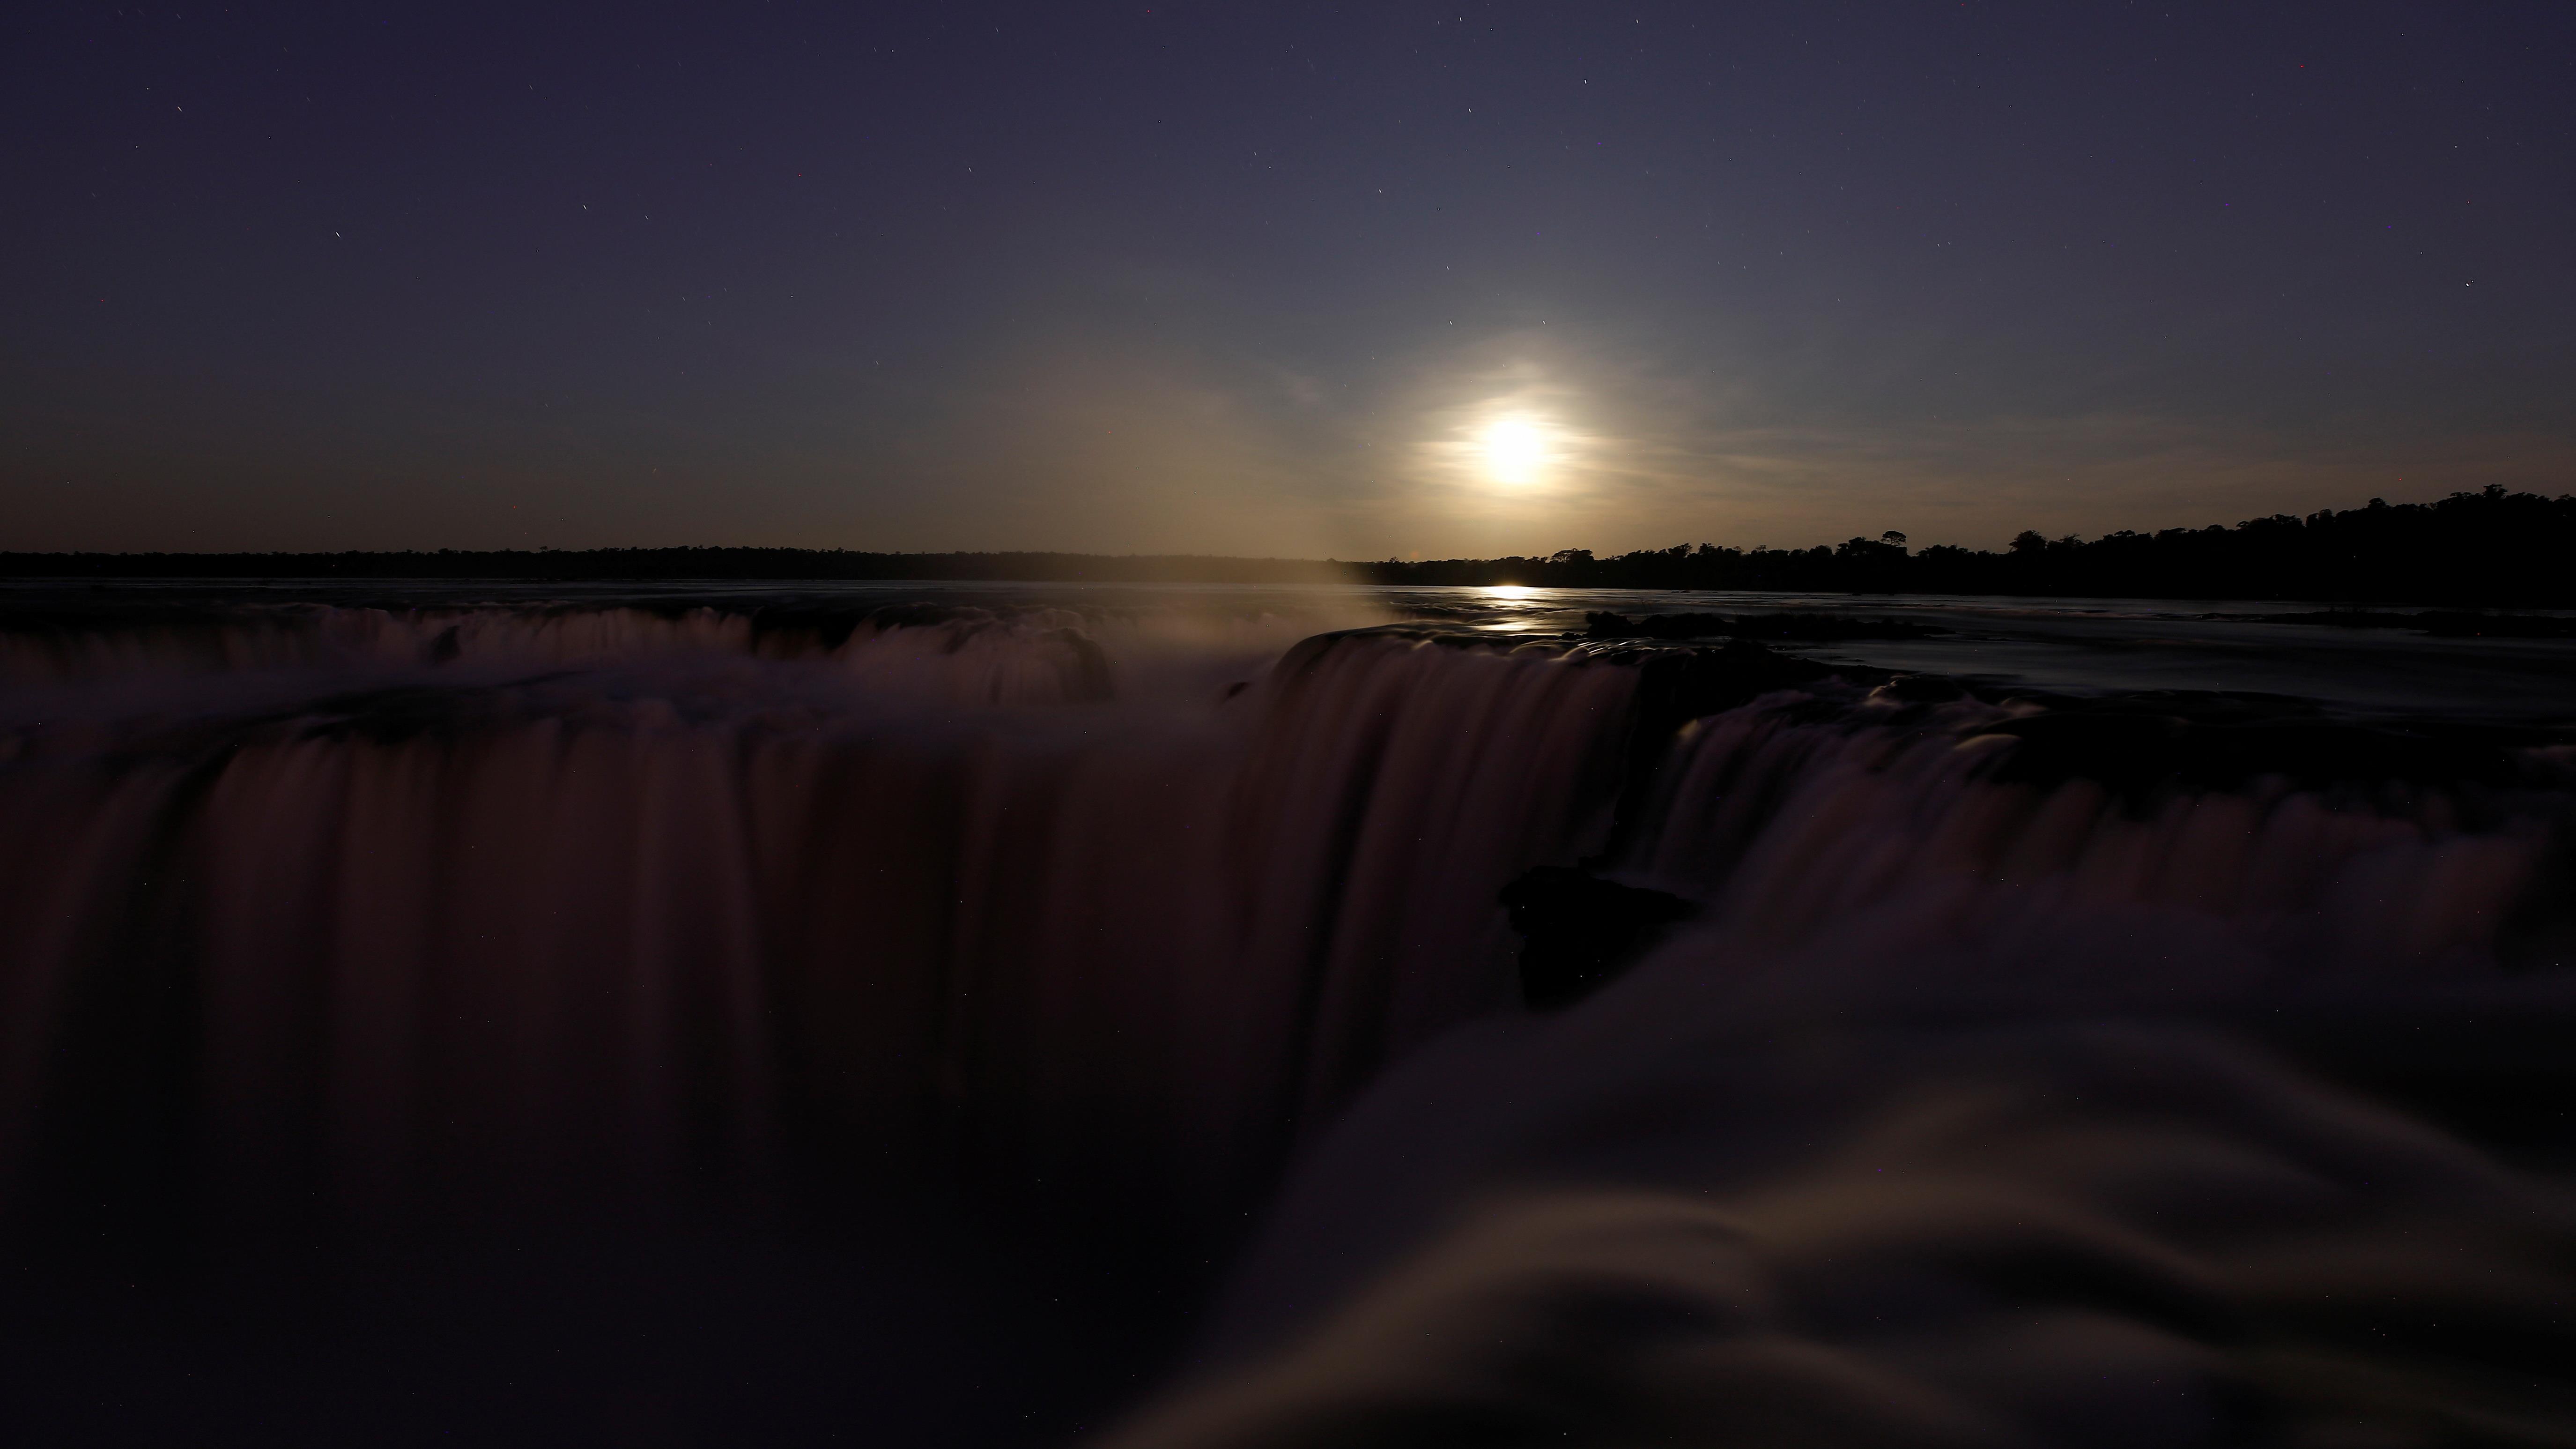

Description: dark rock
[1585,611,1948,643]
[1973,693,2561,803]
[1502,866,1698,1010]
[1722,612,1950,642]
[1871,673,1966,703]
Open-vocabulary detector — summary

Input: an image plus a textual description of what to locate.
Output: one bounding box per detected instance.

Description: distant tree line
[0,549,1350,586]
[1362,486,2576,606]
[6,486,2572,605]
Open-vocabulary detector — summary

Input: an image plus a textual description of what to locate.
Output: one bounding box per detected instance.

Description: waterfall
[1616,687,2559,991]
[0,609,1637,1250]
[1105,686,2576,1449]
[3,595,2571,1443]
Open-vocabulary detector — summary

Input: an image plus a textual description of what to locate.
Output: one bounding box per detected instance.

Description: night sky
[7,2,2571,558]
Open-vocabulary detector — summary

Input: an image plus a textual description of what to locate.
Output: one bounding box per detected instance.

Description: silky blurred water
[2,579,2572,1446]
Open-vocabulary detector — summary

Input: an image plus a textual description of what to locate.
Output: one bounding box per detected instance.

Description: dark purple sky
[6,1,2570,557]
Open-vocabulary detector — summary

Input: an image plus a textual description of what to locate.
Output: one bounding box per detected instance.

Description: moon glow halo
[1480,416,1550,487]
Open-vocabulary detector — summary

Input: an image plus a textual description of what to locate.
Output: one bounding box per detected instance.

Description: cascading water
[2,587,2571,1445]
[1113,675,2576,1449]
[2,605,1633,1226]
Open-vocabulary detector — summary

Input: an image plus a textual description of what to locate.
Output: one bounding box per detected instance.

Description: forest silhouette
[1370,486,2576,605]
[8,486,2573,607]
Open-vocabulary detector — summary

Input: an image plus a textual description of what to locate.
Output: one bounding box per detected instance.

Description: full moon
[1480,416,1549,486]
